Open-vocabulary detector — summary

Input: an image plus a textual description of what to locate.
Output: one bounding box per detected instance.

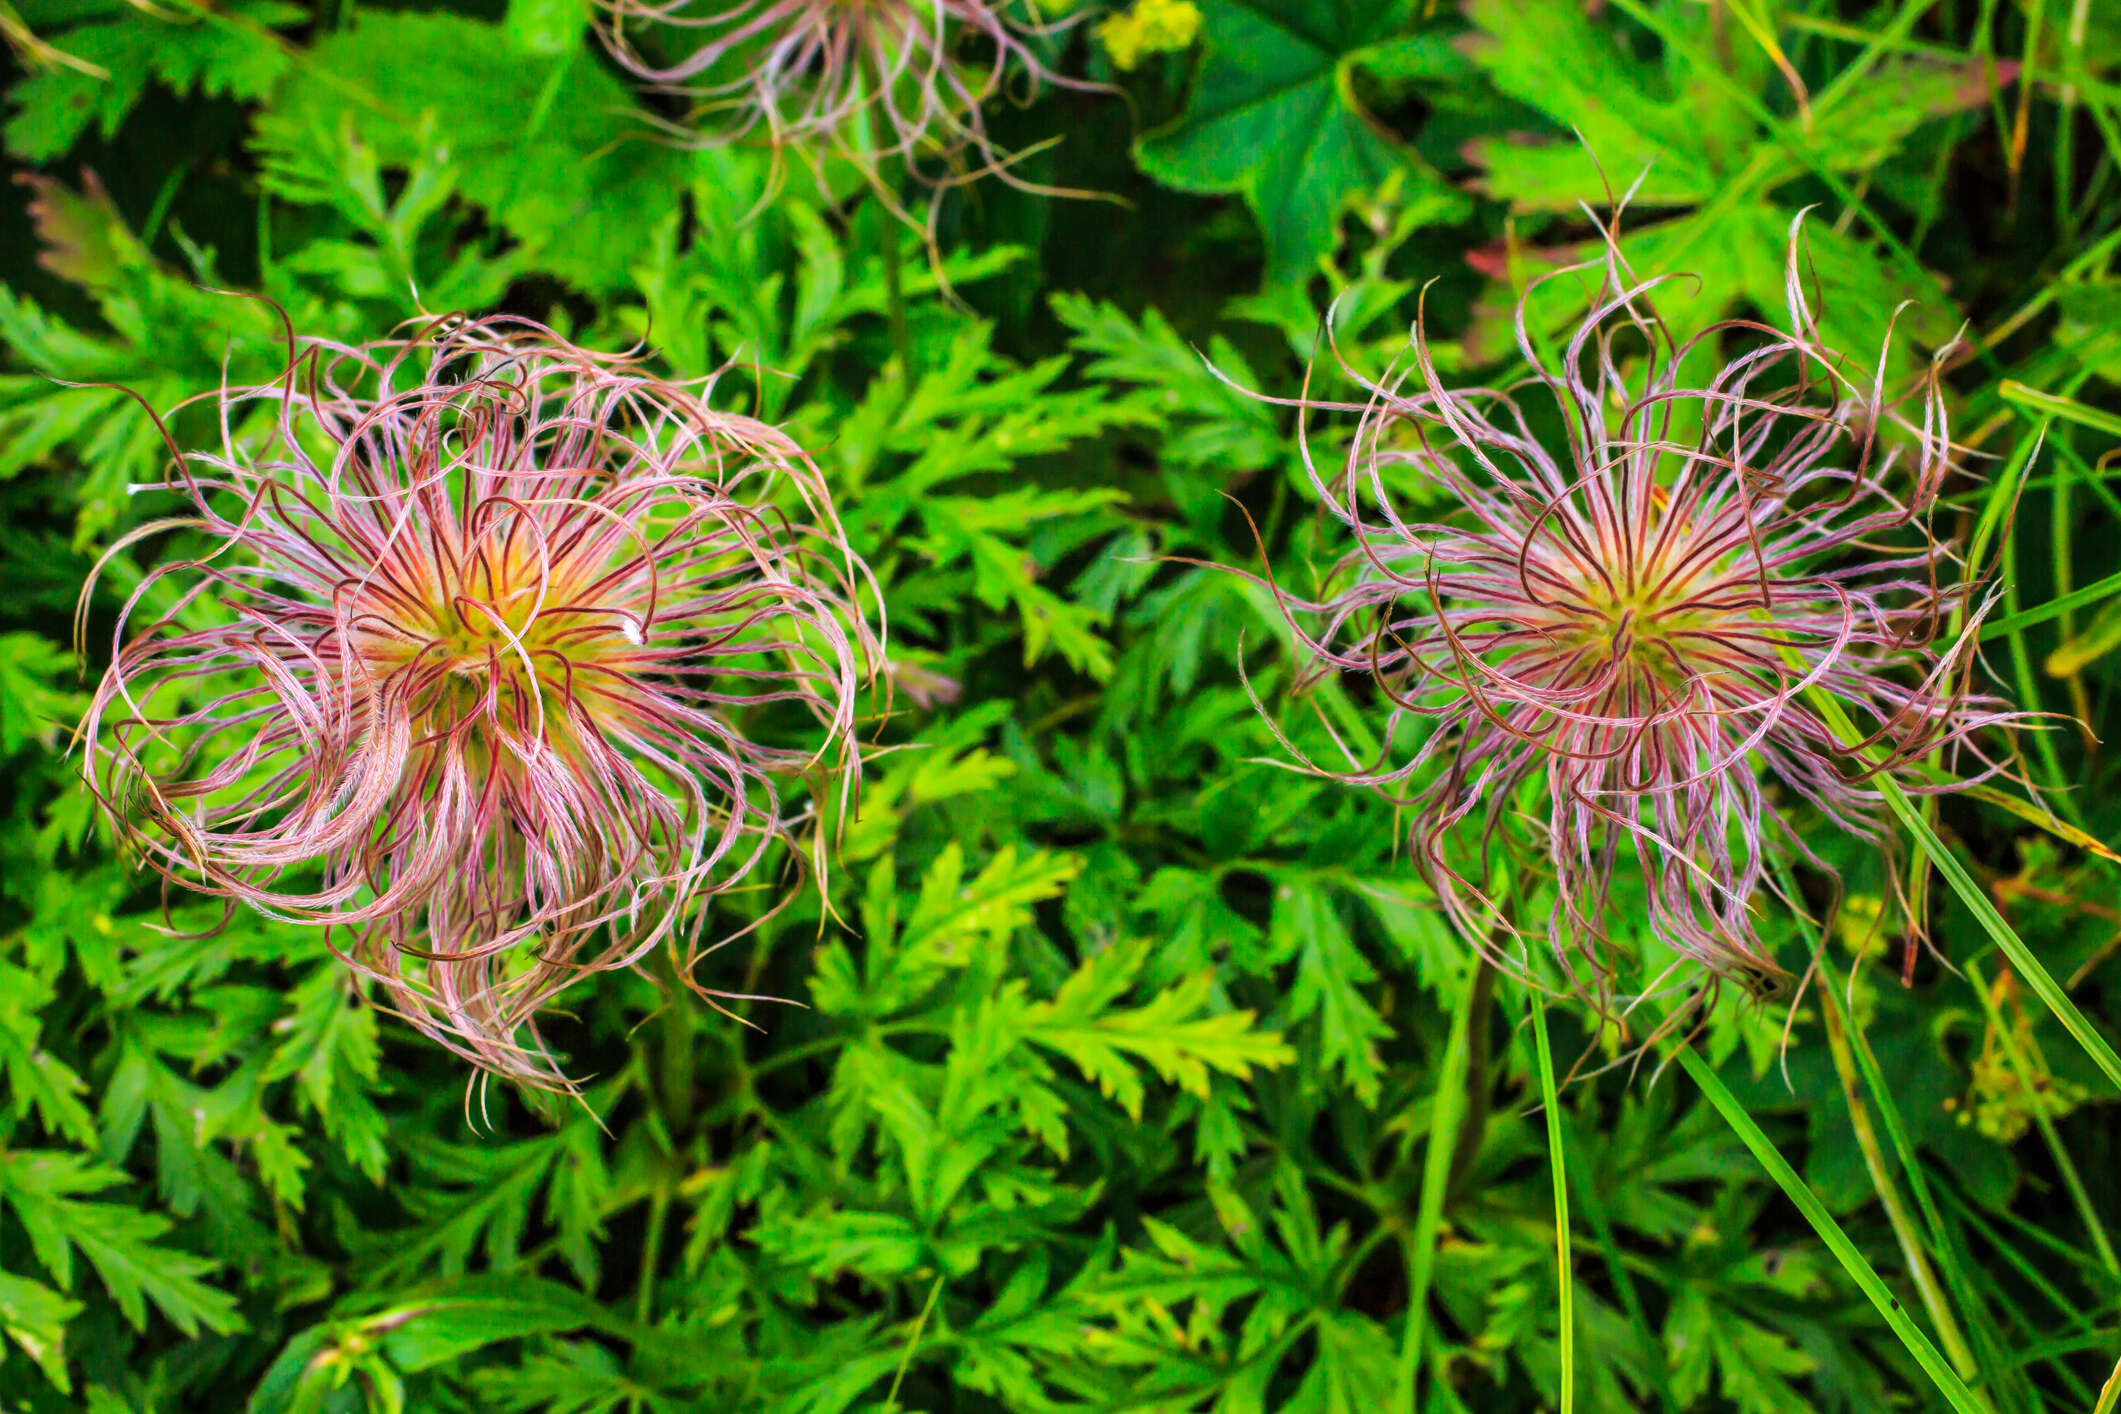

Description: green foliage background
[2,0,2119,1409]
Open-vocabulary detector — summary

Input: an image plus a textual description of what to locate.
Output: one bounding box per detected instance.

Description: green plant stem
[1672,1040,1990,1414]
[1395,951,1482,1410]
[883,1274,945,1412]
[658,950,699,1134]
[861,61,911,382]
[1961,958,2121,1279]
[1528,998,1573,1414]
[1799,684,2121,1093]
[1445,956,1498,1201]
[1559,1112,1672,1410]
[1806,934,2030,1414]
[635,1183,670,1327]
[1816,979,1983,1387]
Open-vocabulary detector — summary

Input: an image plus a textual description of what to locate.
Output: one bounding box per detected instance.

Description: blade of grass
[1558,1111,1672,1411]
[1776,867,1998,1399]
[1937,1171,2114,1294]
[2045,421,2102,742]
[2048,601,2121,677]
[2013,1325,2121,1370]
[1980,568,2121,641]
[2096,1352,2121,1414]
[1529,997,1574,1414]
[1912,418,2051,990]
[1817,980,1983,1385]
[1980,226,2121,355]
[1396,952,1482,1410]
[1937,1182,2108,1405]
[1805,929,2033,1414]
[1961,958,2120,1278]
[1950,782,2117,862]
[1964,416,2047,598]
[2000,528,2087,826]
[2048,433,2121,544]
[1672,1042,1990,1414]
[1999,382,2121,439]
[1800,685,2121,1093]
[882,1273,945,1413]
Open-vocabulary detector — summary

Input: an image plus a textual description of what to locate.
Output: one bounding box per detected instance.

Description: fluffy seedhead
[1245,222,2021,1008]
[78,314,878,1087]
[597,0,1093,220]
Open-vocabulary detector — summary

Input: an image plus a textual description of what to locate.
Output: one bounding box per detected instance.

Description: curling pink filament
[80,316,877,1085]
[598,0,1090,199]
[1250,227,2020,1000]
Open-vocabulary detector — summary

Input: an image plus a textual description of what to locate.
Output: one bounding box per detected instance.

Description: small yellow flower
[1098,0,1201,71]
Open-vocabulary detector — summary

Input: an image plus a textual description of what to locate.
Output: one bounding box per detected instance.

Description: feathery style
[598,0,1087,209]
[1246,229,2018,1001]
[79,315,877,1085]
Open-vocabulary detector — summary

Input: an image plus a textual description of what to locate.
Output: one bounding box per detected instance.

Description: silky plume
[77,314,880,1087]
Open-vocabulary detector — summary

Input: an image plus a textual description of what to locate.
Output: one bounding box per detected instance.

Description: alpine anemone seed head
[79,314,879,1087]
[597,0,1089,204]
[1250,221,2021,1005]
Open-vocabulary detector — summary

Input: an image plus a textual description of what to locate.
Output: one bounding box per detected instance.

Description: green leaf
[503,0,590,55]
[1015,938,1294,1117]
[258,13,690,294]
[1462,0,1967,361]
[0,960,97,1146]
[473,1341,655,1414]
[0,1271,80,1391]
[1136,0,1468,285]
[1666,1289,1817,1414]
[1273,880,1388,1102]
[266,967,389,1184]
[0,1149,242,1336]
[376,1278,615,1373]
[4,0,301,160]
[1674,1048,1989,1414]
[822,844,1084,1016]
[356,1124,609,1288]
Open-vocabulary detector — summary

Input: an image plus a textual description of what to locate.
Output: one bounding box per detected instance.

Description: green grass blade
[1998,531,2085,827]
[1673,1045,1991,1414]
[1807,940,2030,1413]
[1529,998,1574,1414]
[1396,954,1481,1409]
[1559,1111,1673,1410]
[1999,381,2121,439]
[1962,960,2121,1278]
[1800,687,2121,1092]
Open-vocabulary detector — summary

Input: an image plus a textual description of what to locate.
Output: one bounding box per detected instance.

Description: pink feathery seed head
[596,0,1096,201]
[1244,219,2026,1006]
[78,313,882,1087]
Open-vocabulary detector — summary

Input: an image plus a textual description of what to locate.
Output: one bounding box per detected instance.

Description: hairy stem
[1445,955,1498,1201]
[861,56,912,380]
[659,949,699,1135]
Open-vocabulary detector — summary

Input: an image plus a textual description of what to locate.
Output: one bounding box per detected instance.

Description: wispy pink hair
[78,314,879,1086]
[597,0,1097,217]
[1239,219,2024,1004]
